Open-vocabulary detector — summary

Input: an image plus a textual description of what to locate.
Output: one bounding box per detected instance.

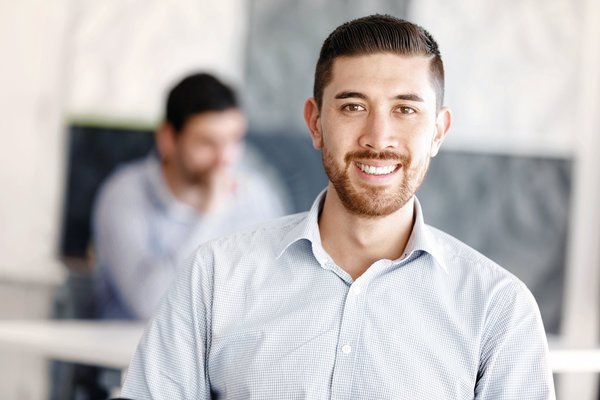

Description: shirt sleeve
[93,179,210,319]
[475,281,556,399]
[121,247,213,399]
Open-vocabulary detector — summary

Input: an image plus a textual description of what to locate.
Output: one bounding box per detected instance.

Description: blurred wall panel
[243,0,409,136]
[418,152,571,335]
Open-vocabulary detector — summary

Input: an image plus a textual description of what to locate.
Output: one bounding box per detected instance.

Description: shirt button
[350,285,362,296]
[341,344,352,354]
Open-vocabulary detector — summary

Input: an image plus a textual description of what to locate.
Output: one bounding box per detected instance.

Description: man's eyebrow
[334,91,424,102]
[395,93,424,102]
[334,91,366,100]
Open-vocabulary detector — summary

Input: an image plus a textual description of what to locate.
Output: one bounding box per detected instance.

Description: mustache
[344,150,410,164]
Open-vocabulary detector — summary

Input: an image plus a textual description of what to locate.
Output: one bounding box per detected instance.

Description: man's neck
[318,185,415,280]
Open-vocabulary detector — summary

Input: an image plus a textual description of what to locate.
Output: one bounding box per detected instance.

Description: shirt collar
[277,189,447,273]
[403,197,448,273]
[276,189,329,265]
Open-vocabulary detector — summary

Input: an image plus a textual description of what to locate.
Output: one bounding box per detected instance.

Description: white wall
[66,0,248,124]
[410,0,581,157]
[0,1,70,286]
[559,0,600,397]
[0,2,71,398]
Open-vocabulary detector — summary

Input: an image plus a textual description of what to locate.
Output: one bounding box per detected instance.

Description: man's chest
[207,271,481,399]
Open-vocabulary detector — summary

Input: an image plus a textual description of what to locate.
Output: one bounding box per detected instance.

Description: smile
[355,162,399,176]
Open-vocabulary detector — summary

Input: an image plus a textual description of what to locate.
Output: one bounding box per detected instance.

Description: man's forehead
[180,109,246,137]
[325,53,435,101]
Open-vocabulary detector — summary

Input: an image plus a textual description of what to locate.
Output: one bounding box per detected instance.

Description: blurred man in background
[93,72,287,320]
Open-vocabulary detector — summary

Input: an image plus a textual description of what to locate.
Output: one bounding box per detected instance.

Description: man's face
[305,53,450,217]
[173,109,246,185]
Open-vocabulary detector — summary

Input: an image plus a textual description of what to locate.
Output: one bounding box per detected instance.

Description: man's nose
[358,111,398,151]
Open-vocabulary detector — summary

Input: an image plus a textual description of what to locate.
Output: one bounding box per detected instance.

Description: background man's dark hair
[314,14,444,111]
[166,72,238,133]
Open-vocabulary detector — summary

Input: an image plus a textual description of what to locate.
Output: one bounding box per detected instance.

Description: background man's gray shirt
[93,152,288,319]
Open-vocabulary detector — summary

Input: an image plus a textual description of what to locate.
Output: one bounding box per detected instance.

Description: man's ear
[304,98,323,150]
[430,107,452,157]
[155,122,177,161]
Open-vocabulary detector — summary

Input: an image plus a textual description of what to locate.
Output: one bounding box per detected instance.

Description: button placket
[330,282,367,399]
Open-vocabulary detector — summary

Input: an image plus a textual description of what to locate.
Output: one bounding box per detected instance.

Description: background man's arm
[93,186,212,319]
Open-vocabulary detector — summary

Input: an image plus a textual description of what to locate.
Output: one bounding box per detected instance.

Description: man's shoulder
[425,224,528,291]
[197,212,308,255]
[424,225,542,329]
[98,158,149,199]
[93,157,152,216]
[105,156,149,186]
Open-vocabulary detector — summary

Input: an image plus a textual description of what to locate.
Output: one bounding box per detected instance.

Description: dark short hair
[166,73,238,132]
[314,14,444,110]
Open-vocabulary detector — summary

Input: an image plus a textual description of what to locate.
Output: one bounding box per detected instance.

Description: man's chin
[335,186,410,218]
[182,169,214,184]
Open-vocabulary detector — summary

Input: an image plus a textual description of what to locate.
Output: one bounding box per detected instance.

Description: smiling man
[121,15,555,399]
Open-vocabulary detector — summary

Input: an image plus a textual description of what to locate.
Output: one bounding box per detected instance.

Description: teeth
[357,163,397,175]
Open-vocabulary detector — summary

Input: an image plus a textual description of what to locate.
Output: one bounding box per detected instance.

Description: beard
[322,146,430,218]
[176,158,214,187]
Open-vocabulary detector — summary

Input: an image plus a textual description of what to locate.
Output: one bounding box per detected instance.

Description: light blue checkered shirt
[122,191,555,399]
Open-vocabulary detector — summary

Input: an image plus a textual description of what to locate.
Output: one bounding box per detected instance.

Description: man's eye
[397,106,416,114]
[342,104,366,112]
